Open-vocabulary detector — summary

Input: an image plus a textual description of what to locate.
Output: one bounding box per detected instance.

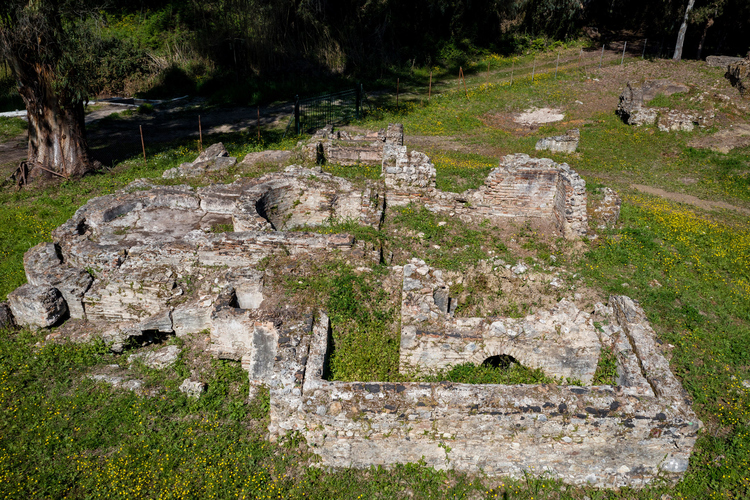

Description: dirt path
[631,184,750,216]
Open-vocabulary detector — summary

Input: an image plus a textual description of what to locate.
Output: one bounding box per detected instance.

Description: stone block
[706,55,743,69]
[179,379,206,398]
[172,302,212,336]
[535,129,579,153]
[129,345,181,369]
[7,284,67,329]
[240,150,292,167]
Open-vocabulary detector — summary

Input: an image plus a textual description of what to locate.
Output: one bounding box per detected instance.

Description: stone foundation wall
[268,297,701,488]
[398,259,600,384]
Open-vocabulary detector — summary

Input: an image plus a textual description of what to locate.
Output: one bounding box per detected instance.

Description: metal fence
[285,86,363,137]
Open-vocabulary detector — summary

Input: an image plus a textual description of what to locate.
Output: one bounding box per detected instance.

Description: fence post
[555,52,559,79]
[642,39,647,59]
[139,125,147,167]
[355,83,361,120]
[294,95,300,135]
[621,41,627,65]
[599,45,604,69]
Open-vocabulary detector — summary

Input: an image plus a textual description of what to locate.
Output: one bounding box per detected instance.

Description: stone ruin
[535,129,580,154]
[725,55,750,99]
[1,124,702,488]
[617,79,714,132]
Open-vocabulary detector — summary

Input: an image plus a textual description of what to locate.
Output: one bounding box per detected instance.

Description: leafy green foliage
[424,362,558,385]
[592,345,618,386]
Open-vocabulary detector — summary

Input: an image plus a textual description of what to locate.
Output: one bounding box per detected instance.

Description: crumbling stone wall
[303,123,404,166]
[463,154,587,238]
[268,294,700,488]
[382,144,437,206]
[399,259,600,384]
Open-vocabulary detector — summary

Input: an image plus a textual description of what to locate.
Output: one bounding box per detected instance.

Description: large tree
[0,0,96,181]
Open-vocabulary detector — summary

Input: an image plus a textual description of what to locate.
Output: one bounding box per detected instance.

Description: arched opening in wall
[482,354,518,370]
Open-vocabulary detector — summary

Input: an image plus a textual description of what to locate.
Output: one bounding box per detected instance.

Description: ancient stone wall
[461,154,588,238]
[398,259,600,384]
[10,167,382,330]
[268,294,701,488]
[303,123,404,166]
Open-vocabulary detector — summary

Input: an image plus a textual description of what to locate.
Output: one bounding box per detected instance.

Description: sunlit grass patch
[0,116,27,142]
[431,151,496,192]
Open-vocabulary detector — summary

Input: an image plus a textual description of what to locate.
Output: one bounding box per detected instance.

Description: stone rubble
[726,55,750,99]
[591,187,622,228]
[535,129,580,153]
[616,80,713,131]
[179,378,206,398]
[162,142,238,179]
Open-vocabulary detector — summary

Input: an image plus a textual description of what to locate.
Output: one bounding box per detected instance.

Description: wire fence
[86,39,673,166]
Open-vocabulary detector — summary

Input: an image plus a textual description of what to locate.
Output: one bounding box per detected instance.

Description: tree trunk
[673,0,696,61]
[696,15,714,60]
[11,60,93,181]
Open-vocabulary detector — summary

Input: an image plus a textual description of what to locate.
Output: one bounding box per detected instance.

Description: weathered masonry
[2,124,700,488]
[266,272,700,488]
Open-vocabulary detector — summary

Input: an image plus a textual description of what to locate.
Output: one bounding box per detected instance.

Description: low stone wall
[303,123,404,166]
[398,259,600,384]
[268,294,701,488]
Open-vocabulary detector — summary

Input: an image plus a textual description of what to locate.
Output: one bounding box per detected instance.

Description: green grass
[423,361,558,385]
[0,116,27,142]
[283,262,399,382]
[592,345,618,386]
[389,204,509,271]
[579,196,750,497]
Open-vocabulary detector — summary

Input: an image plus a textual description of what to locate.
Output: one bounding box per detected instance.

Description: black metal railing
[284,85,362,137]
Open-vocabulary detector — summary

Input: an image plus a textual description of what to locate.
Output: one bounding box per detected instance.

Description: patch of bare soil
[688,123,750,153]
[479,112,540,136]
[631,183,750,216]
